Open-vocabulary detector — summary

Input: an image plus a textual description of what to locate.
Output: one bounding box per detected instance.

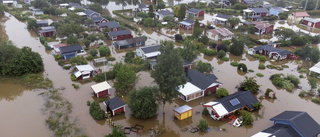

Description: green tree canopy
[196,60,213,73]
[99,46,110,57]
[105,125,125,137]
[31,0,49,9]
[180,40,199,62]
[88,3,103,13]
[227,17,240,28]
[274,28,296,41]
[229,37,244,56]
[238,110,254,125]
[178,4,186,20]
[151,40,186,111]
[128,86,159,119]
[27,19,38,31]
[0,4,7,15]
[215,88,229,98]
[240,76,260,94]
[66,35,78,45]
[157,0,166,9]
[89,101,105,120]
[295,45,320,63]
[114,64,138,95]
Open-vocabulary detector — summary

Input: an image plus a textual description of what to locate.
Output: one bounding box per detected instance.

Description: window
[230,98,240,106]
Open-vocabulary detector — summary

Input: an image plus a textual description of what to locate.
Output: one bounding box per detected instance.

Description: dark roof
[39,26,56,33]
[261,124,301,137]
[104,97,125,111]
[98,21,121,28]
[250,15,262,19]
[183,19,195,24]
[187,8,202,14]
[216,14,232,19]
[91,16,105,23]
[59,44,83,54]
[187,69,220,90]
[271,7,285,12]
[114,40,130,46]
[68,2,81,7]
[213,91,259,111]
[157,10,174,16]
[107,30,131,37]
[251,8,269,13]
[84,9,100,17]
[126,36,147,44]
[270,111,320,137]
[36,20,48,24]
[138,4,148,9]
[183,59,192,66]
[253,45,291,56]
[140,44,162,54]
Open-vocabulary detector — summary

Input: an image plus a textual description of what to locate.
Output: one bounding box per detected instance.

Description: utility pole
[304,0,308,11]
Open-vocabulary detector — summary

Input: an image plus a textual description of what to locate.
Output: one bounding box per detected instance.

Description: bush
[222,57,229,61]
[256,73,264,77]
[285,75,300,87]
[124,51,135,63]
[196,61,213,73]
[58,60,64,66]
[258,63,265,69]
[299,91,307,97]
[230,62,239,66]
[72,84,79,89]
[112,9,134,20]
[70,74,77,81]
[308,78,318,89]
[248,69,254,72]
[197,119,209,132]
[86,55,94,60]
[69,56,87,65]
[202,108,209,116]
[54,55,61,60]
[217,50,226,59]
[203,48,217,56]
[237,63,247,72]
[215,88,229,98]
[94,71,116,82]
[299,68,308,73]
[311,98,320,104]
[259,56,267,61]
[39,36,46,44]
[299,74,304,78]
[238,110,254,125]
[99,46,110,57]
[90,49,98,56]
[87,101,91,106]
[89,101,105,120]
[252,102,262,110]
[107,57,116,61]
[253,54,260,58]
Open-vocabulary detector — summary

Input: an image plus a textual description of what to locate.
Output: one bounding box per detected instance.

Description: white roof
[203,101,218,106]
[251,132,273,137]
[178,82,202,96]
[212,16,228,21]
[77,12,86,16]
[76,65,94,72]
[243,9,253,12]
[60,3,69,6]
[74,71,82,78]
[173,105,192,113]
[212,103,229,117]
[309,62,320,74]
[145,51,161,58]
[91,81,111,94]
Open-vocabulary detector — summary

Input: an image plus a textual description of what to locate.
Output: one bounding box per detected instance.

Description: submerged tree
[240,76,260,94]
[114,65,138,95]
[180,40,199,62]
[105,125,126,137]
[151,40,186,112]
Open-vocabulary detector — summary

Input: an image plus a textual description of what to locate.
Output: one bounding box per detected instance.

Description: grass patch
[222,57,229,61]
[72,84,80,89]
[19,74,53,89]
[256,73,264,77]
[311,98,320,104]
[230,62,239,66]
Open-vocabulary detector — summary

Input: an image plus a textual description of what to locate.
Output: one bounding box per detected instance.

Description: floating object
[190,128,199,133]
[232,118,243,127]
[124,127,131,134]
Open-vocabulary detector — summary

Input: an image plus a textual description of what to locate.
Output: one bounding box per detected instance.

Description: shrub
[215,88,229,98]
[259,56,267,61]
[197,119,209,132]
[69,56,87,65]
[299,74,304,78]
[237,63,247,72]
[311,98,320,104]
[202,108,209,116]
[99,46,110,57]
[89,101,105,120]
[253,54,260,58]
[58,60,64,66]
[70,74,77,81]
[299,91,307,97]
[86,55,94,60]
[107,57,116,61]
[39,36,46,44]
[238,110,254,125]
[308,78,318,89]
[124,51,135,63]
[222,57,229,61]
[203,48,217,56]
[90,49,98,56]
[230,62,239,66]
[94,71,116,82]
[217,50,226,59]
[196,61,213,73]
[256,73,264,77]
[87,101,91,106]
[248,69,254,72]
[285,75,300,87]
[54,55,61,60]
[72,84,79,89]
[299,68,308,73]
[258,63,265,69]
[252,102,262,110]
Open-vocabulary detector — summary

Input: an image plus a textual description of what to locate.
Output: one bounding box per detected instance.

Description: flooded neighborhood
[1,0,320,137]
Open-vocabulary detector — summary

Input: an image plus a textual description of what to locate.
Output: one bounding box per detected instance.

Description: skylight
[230,98,240,106]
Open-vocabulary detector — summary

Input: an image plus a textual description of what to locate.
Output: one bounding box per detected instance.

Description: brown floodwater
[2,7,320,137]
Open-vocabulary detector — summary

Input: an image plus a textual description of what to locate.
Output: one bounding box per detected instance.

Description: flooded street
[1,3,320,137]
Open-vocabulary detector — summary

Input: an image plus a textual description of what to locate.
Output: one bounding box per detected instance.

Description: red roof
[293,12,310,17]
[208,28,234,37]
[252,21,273,29]
[53,43,68,48]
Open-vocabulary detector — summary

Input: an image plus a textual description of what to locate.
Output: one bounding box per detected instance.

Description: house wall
[41,31,55,37]
[179,24,193,30]
[199,11,204,16]
[180,110,192,120]
[204,85,219,95]
[96,89,109,97]
[113,107,125,115]
[63,53,76,60]
[186,91,203,102]
[260,13,267,17]
[110,34,133,40]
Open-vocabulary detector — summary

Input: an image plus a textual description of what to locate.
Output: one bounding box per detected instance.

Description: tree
[192,27,202,38]
[88,3,103,13]
[229,37,244,56]
[157,0,166,9]
[173,5,180,17]
[217,50,226,59]
[57,23,85,36]
[148,5,155,18]
[175,34,183,41]
[198,35,209,45]
[114,0,127,9]
[84,39,91,48]
[290,35,307,46]
[105,125,125,137]
[295,46,320,63]
[227,17,240,28]
[197,119,209,132]
[274,28,296,41]
[114,65,138,95]
[275,0,287,7]
[215,88,229,98]
[27,19,38,31]
[196,60,213,73]
[32,0,49,9]
[0,4,7,15]
[240,76,260,94]
[128,86,159,119]
[163,16,175,22]
[238,110,254,125]
[178,4,186,20]
[180,40,198,62]
[194,19,200,28]
[167,22,176,30]
[99,46,110,57]
[69,56,88,66]
[151,40,186,112]
[66,35,78,45]
[89,101,105,120]
[141,18,156,27]
[308,78,318,89]
[285,75,300,87]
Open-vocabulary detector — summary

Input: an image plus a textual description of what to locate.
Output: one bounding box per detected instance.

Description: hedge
[112,9,134,21]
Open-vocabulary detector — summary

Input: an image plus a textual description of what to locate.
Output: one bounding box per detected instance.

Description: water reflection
[0,79,31,101]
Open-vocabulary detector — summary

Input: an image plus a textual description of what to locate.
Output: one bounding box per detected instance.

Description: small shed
[74,64,95,79]
[103,97,126,116]
[91,81,111,97]
[173,105,193,120]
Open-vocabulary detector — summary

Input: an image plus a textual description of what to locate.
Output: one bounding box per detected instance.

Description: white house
[206,27,234,41]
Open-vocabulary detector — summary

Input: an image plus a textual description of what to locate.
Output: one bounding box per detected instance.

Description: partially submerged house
[135,44,162,60]
[301,17,320,28]
[173,105,193,120]
[269,7,287,16]
[251,111,320,137]
[155,10,174,21]
[243,8,269,21]
[206,27,234,41]
[91,81,112,97]
[179,19,195,30]
[309,62,320,76]
[39,26,56,37]
[186,8,204,18]
[113,37,147,49]
[203,91,259,120]
[36,20,49,27]
[107,30,133,40]
[288,12,310,23]
[178,69,222,102]
[103,97,126,116]
[98,21,121,32]
[248,44,299,60]
[59,44,85,59]
[74,64,95,79]
[91,16,108,26]
[212,14,233,25]
[252,21,274,34]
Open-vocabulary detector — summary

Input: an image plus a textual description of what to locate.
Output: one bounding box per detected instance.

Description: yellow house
[174,105,193,120]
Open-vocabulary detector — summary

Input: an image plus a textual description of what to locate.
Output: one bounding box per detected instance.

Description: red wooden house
[249,8,268,21]
[91,81,111,97]
[107,30,133,40]
[186,8,204,18]
[252,21,274,34]
[39,26,56,37]
[103,97,126,116]
[179,19,195,30]
[98,21,121,32]
[301,17,320,28]
[249,45,300,60]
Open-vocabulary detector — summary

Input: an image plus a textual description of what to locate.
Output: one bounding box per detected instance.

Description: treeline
[0,40,44,76]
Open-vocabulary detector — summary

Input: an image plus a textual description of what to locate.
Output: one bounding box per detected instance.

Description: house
[136,44,162,60]
[103,97,126,116]
[288,12,310,23]
[91,16,108,26]
[179,19,195,30]
[206,27,234,41]
[39,26,56,37]
[269,7,287,16]
[248,45,300,60]
[91,81,112,97]
[68,2,83,11]
[84,9,100,19]
[59,3,69,8]
[98,21,121,32]
[242,0,263,7]
[252,21,274,34]
[250,8,269,20]
[107,30,133,40]
[51,43,67,53]
[155,10,174,20]
[59,44,86,59]
[137,4,149,12]
[186,8,204,18]
[2,0,17,7]
[113,37,147,49]
[251,111,320,137]
[309,62,320,76]
[74,64,95,79]
[178,69,221,102]
[212,14,233,25]
[33,9,44,16]
[36,20,49,27]
[203,91,259,120]
[301,17,320,28]
[173,105,193,120]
